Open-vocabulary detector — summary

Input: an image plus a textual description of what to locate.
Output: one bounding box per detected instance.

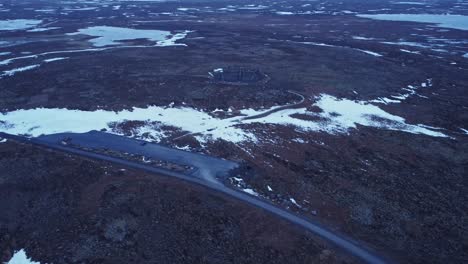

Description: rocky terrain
[1,0,468,263]
[0,140,355,263]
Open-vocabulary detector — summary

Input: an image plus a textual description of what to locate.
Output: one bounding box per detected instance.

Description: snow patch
[43,57,68,63]
[239,5,268,10]
[290,198,302,208]
[356,49,383,57]
[35,9,55,13]
[6,249,40,264]
[242,188,259,196]
[400,49,421,54]
[370,79,432,105]
[27,27,60,32]
[315,94,445,137]
[174,145,192,151]
[286,40,383,57]
[276,11,294,15]
[1,64,40,77]
[177,8,200,11]
[63,7,99,11]
[292,138,306,143]
[352,36,375,40]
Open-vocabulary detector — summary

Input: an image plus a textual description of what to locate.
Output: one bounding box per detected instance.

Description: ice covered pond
[67,26,188,47]
[0,19,42,31]
[0,94,447,144]
[357,14,468,30]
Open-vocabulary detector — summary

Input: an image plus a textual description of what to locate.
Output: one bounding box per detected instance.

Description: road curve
[0,132,391,264]
[241,90,307,121]
[37,131,238,184]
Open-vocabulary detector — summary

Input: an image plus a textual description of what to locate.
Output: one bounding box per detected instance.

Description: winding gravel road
[0,131,391,264]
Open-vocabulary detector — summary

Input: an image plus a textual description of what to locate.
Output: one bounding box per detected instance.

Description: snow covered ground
[0,105,252,142]
[0,94,448,144]
[314,94,445,137]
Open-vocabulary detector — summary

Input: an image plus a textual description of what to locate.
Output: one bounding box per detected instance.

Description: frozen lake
[67,26,188,47]
[357,14,468,30]
[0,19,42,31]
